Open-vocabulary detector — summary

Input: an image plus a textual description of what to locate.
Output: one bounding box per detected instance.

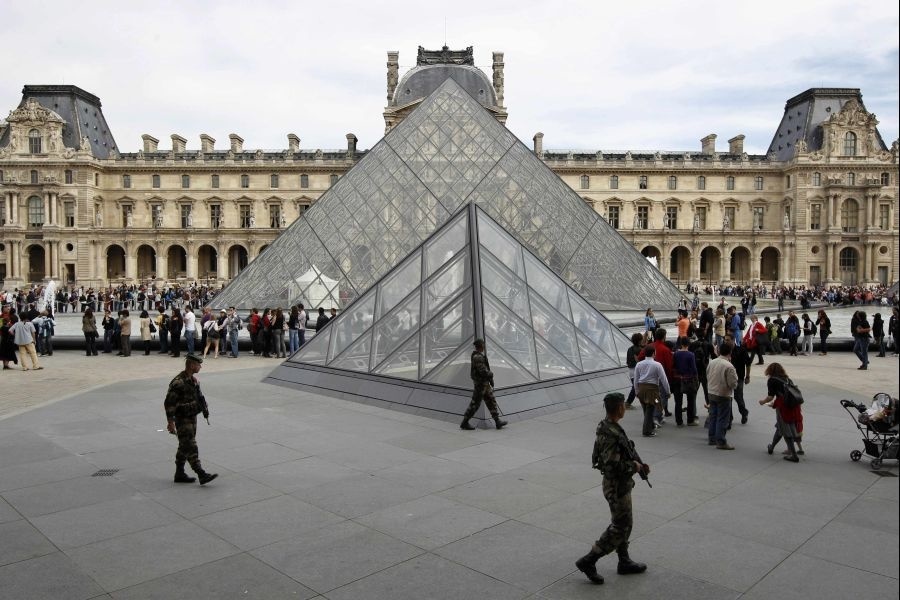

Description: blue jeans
[289,329,299,354]
[853,336,869,366]
[185,330,195,354]
[229,330,239,357]
[708,395,732,444]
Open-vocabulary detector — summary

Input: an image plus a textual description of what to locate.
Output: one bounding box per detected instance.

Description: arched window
[181,174,190,189]
[270,174,279,188]
[580,175,590,189]
[240,174,249,188]
[609,175,619,190]
[31,170,39,184]
[726,176,735,191]
[841,199,859,232]
[27,196,44,228]
[697,176,706,190]
[330,174,339,186]
[812,172,821,186]
[300,174,309,188]
[152,174,160,188]
[882,172,891,186]
[843,132,857,156]
[28,129,42,153]
[211,174,220,188]
[122,174,131,189]
[668,176,677,190]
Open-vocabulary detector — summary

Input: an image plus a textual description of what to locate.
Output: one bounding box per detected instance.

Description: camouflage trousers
[591,477,634,556]
[467,382,500,418]
[174,416,202,472]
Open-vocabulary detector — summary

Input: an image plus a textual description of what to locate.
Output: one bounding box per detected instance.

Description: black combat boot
[575,551,604,584]
[196,469,218,485]
[494,416,508,430]
[616,546,647,575]
[460,409,476,430]
[174,463,196,484]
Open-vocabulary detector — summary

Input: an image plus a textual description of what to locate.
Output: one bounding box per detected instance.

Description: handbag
[149,321,157,334]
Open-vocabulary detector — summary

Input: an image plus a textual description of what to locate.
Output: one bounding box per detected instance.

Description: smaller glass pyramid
[288,203,631,390]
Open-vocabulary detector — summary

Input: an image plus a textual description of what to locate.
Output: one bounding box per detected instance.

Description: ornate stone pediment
[828,98,877,128]
[6,98,65,125]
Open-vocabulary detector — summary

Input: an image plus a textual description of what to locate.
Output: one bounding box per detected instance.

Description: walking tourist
[759,362,804,463]
[706,342,738,450]
[9,314,42,371]
[633,344,670,437]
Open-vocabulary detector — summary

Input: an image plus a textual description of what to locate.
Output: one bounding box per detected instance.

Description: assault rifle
[621,438,651,488]
[197,389,210,425]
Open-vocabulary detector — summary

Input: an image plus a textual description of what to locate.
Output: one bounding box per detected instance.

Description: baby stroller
[840,393,899,470]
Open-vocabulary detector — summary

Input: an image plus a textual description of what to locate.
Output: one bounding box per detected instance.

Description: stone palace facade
[1,46,897,291]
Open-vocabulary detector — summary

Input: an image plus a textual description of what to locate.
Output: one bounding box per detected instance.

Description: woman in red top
[758,362,803,462]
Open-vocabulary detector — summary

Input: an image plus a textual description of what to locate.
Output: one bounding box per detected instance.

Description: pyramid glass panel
[568,290,619,362]
[328,291,376,361]
[424,211,468,277]
[534,336,581,380]
[420,292,474,381]
[576,331,619,372]
[424,251,470,321]
[376,252,422,319]
[422,339,475,387]
[372,291,421,369]
[476,211,526,278]
[482,291,538,379]
[373,335,420,381]
[330,331,372,373]
[524,253,571,315]
[484,335,539,387]
[527,288,580,370]
[479,250,530,318]
[293,326,331,365]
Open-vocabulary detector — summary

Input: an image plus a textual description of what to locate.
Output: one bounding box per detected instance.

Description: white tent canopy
[291,266,341,309]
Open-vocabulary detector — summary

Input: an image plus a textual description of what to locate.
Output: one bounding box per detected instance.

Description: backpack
[779,378,804,407]
[785,321,799,337]
[809,321,817,336]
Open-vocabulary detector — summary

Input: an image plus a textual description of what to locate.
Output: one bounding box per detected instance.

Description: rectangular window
[31,170,39,184]
[665,206,678,229]
[813,172,821,186]
[880,205,890,230]
[881,172,890,186]
[726,176,735,191]
[122,206,132,228]
[270,174,279,188]
[330,174,339,186]
[609,175,618,190]
[667,176,677,191]
[580,175,590,189]
[123,174,131,188]
[637,206,649,229]
[65,170,73,184]
[241,174,249,188]
[152,174,160,188]
[695,207,707,229]
[181,205,192,228]
[181,174,190,189]
[210,204,222,229]
[755,176,764,191]
[28,197,44,228]
[300,174,309,188]
[607,205,620,229]
[269,205,282,228]
[152,205,163,228]
[810,204,821,230]
[847,172,855,186]
[239,204,252,228]
[297,204,308,217]
[753,206,765,230]
[725,206,736,229]
[211,174,220,188]
[697,176,706,190]
[639,175,648,190]
[0,199,5,225]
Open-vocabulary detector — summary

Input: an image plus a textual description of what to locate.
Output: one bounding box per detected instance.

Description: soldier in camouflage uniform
[164,354,218,485]
[460,338,508,430]
[575,392,649,584]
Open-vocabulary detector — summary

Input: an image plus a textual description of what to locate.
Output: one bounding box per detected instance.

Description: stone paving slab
[0,348,897,598]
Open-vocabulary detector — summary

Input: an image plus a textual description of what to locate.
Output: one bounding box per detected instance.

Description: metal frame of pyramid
[267,202,632,427]
[212,78,683,314]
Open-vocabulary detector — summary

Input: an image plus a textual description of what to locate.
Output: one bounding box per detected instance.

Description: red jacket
[638,340,674,380]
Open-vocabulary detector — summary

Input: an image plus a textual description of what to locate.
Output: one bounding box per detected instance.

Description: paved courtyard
[1,350,897,599]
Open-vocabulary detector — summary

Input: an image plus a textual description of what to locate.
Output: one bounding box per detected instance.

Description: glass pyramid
[212,78,682,313]
[287,204,631,390]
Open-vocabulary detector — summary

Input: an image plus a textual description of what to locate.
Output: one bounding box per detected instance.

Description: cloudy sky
[2,0,897,155]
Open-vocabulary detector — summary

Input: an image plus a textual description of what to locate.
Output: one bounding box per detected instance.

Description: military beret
[185,353,203,364]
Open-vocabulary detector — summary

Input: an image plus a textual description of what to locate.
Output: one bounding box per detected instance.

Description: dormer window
[28,129,42,154]
[843,132,857,156]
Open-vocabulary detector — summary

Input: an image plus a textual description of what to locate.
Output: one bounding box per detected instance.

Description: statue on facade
[80,135,92,152]
[154,206,163,228]
[280,214,286,228]
[49,128,62,152]
[186,211,193,228]
[722,213,730,231]
[125,208,133,228]
[783,212,790,230]
[96,209,103,227]
[249,212,256,228]
[693,212,701,230]
[633,212,640,230]
[795,138,808,154]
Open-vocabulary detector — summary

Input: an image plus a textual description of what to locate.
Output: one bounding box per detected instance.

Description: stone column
[96,242,106,281]
[125,242,137,282]
[870,242,879,281]
[4,192,11,223]
[216,244,227,280]
[721,248,730,283]
[186,243,197,280]
[12,192,19,224]
[829,195,837,229]
[691,243,701,283]
[9,241,17,278]
[777,250,785,285]
[156,243,168,281]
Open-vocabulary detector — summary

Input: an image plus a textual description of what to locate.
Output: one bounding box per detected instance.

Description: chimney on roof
[346,133,358,155]
[171,134,187,153]
[533,132,544,156]
[287,134,300,153]
[142,134,159,153]
[200,134,215,153]
[229,134,243,153]
[728,135,745,155]
[701,134,717,155]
